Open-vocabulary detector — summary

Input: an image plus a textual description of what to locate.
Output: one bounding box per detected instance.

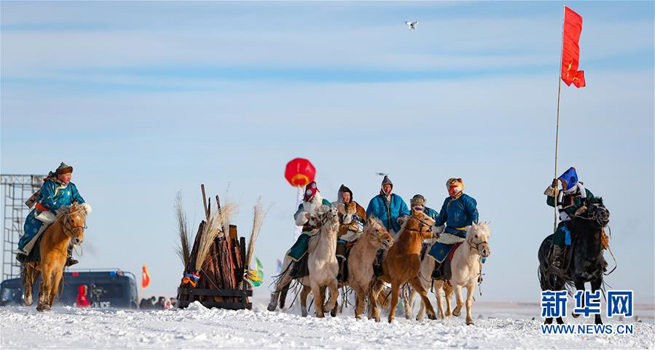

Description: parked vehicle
[0,269,139,309]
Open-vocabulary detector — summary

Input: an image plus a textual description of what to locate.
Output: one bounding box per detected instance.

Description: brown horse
[23,203,90,311]
[370,210,437,323]
[347,217,393,319]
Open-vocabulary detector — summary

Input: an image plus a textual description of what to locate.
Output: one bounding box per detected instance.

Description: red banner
[142,264,150,289]
[561,6,585,88]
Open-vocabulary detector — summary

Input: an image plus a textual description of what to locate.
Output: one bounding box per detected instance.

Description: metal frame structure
[1,174,44,280]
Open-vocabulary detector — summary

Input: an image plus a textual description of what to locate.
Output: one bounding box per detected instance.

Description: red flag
[561,6,585,88]
[141,264,150,289]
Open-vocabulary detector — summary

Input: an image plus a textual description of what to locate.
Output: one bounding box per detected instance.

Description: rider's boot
[65,244,78,267]
[551,244,565,270]
[337,257,346,283]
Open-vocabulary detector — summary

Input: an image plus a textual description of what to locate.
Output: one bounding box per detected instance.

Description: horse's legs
[23,263,40,306]
[591,278,603,325]
[279,283,290,309]
[408,276,436,320]
[37,267,52,312]
[369,280,384,322]
[401,284,412,320]
[311,281,325,318]
[387,283,400,323]
[300,285,311,317]
[452,285,463,317]
[353,284,365,320]
[268,272,293,311]
[324,280,339,317]
[48,269,64,307]
[444,284,453,317]
[465,283,475,325]
[434,281,445,320]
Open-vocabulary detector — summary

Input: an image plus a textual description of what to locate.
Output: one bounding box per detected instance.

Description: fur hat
[558,167,578,191]
[304,181,319,202]
[410,194,426,208]
[56,162,73,175]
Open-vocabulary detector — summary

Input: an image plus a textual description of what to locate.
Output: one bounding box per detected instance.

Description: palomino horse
[369,210,437,323]
[23,203,90,311]
[538,197,609,325]
[432,222,491,325]
[268,205,341,318]
[347,218,393,319]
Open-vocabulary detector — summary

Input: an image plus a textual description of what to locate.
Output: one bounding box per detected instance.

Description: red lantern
[285,158,316,187]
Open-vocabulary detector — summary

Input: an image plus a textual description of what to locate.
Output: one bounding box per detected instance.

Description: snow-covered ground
[1,295,653,349]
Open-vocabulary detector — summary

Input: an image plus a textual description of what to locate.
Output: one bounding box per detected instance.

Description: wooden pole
[553,6,565,231]
[201,184,209,221]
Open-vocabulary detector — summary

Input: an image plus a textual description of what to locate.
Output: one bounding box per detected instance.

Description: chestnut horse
[369,210,437,323]
[23,203,90,311]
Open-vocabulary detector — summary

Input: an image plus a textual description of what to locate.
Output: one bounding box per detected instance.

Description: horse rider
[366,175,409,275]
[409,194,438,220]
[428,178,479,276]
[16,162,86,266]
[286,181,332,262]
[334,184,366,282]
[366,175,410,239]
[544,167,594,269]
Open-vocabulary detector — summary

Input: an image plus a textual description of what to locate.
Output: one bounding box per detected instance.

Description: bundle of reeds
[176,184,268,307]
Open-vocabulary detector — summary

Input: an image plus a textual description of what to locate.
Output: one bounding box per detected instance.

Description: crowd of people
[139,296,176,310]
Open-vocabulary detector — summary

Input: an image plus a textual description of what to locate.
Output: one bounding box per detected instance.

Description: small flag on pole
[561,6,586,88]
[141,264,150,289]
[245,257,264,287]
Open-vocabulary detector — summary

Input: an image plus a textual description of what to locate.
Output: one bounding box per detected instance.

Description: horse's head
[466,222,491,258]
[308,205,339,229]
[583,197,610,228]
[405,210,436,239]
[60,203,91,245]
[364,217,393,250]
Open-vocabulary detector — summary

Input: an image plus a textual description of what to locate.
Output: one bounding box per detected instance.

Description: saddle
[19,235,43,264]
[431,242,462,281]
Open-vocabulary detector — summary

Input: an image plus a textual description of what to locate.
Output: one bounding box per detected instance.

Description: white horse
[404,222,491,325]
[268,205,341,318]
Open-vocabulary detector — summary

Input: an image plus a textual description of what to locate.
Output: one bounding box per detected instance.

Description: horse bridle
[62,213,87,238]
[404,215,434,234]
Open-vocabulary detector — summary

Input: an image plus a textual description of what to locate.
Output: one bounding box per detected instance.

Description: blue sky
[1,1,653,306]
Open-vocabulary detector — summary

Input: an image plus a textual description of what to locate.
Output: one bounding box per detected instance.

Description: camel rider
[366,175,410,239]
[409,194,438,221]
[367,175,409,275]
[16,162,86,266]
[545,167,594,268]
[286,181,332,262]
[428,178,479,276]
[334,185,366,282]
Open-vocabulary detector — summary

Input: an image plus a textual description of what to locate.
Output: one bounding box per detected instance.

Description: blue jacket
[435,193,478,237]
[366,193,410,232]
[38,180,85,212]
